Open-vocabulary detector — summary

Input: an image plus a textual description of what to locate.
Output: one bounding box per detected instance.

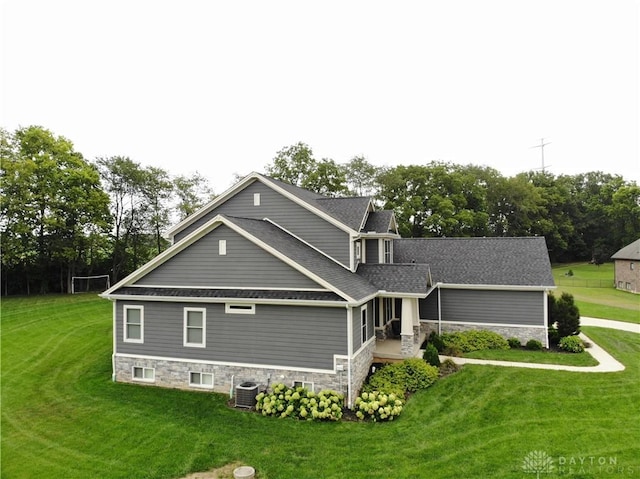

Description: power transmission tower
[531,138,552,172]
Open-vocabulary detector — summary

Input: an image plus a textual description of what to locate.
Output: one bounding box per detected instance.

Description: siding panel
[137,225,320,289]
[439,289,544,326]
[116,301,347,370]
[365,238,379,264]
[175,182,350,265]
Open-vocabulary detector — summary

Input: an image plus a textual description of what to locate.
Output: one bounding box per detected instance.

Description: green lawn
[2,295,639,478]
[464,347,598,366]
[552,263,639,324]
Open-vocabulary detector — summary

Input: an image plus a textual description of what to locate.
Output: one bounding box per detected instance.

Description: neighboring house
[101,172,555,407]
[612,239,640,294]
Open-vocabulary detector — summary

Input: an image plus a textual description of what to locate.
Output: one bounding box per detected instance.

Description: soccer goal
[71,275,111,294]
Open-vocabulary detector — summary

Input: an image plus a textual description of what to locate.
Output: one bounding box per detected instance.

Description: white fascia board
[376,291,426,299]
[165,173,262,240]
[259,175,357,236]
[436,282,556,291]
[102,214,228,295]
[356,200,376,233]
[102,294,348,308]
[123,284,331,292]
[221,217,358,303]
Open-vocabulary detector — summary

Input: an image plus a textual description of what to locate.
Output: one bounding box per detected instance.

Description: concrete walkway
[441,317,638,373]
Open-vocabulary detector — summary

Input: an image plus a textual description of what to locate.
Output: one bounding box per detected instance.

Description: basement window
[132,366,155,382]
[293,380,314,391]
[189,371,214,389]
[225,303,255,315]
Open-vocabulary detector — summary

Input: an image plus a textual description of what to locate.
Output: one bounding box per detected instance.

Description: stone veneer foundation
[114,342,377,408]
[420,321,548,348]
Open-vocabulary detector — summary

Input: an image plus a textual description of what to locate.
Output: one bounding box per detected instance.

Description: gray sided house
[101,172,555,407]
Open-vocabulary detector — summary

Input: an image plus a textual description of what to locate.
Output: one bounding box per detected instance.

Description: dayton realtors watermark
[522,451,637,477]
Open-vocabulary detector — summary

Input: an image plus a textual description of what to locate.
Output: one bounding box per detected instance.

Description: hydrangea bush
[355,390,404,421]
[255,383,343,421]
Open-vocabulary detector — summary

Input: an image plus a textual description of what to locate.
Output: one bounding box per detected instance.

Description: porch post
[400,298,415,358]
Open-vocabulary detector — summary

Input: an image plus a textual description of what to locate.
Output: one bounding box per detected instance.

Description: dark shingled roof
[363,210,395,233]
[357,264,431,294]
[393,237,555,286]
[263,175,373,232]
[224,215,379,301]
[111,287,344,302]
[611,238,640,261]
[314,197,371,231]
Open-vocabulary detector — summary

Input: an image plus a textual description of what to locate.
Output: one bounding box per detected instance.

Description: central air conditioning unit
[235,381,259,408]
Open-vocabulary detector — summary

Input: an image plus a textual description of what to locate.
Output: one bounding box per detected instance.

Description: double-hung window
[184,308,206,347]
[123,305,144,343]
[383,239,392,263]
[361,306,368,344]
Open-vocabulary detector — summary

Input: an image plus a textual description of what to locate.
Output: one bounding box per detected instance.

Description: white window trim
[219,239,227,255]
[254,193,261,206]
[293,380,314,391]
[361,305,368,344]
[123,305,144,343]
[184,307,206,348]
[189,371,214,389]
[355,241,361,261]
[132,366,155,382]
[225,303,256,315]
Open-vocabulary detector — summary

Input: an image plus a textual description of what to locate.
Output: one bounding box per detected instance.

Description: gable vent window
[219,239,227,255]
[226,303,255,315]
[254,193,261,206]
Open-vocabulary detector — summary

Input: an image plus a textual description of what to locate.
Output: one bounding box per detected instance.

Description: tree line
[1,128,638,295]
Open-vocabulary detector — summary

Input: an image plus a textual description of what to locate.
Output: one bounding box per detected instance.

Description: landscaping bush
[439,358,460,377]
[507,337,521,349]
[255,384,343,421]
[363,358,439,396]
[525,339,543,351]
[441,330,510,353]
[559,335,585,353]
[548,327,561,347]
[549,292,581,337]
[423,343,441,367]
[354,390,404,422]
[428,330,445,352]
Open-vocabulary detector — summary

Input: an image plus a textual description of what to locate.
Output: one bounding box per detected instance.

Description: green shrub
[441,330,510,353]
[423,343,441,367]
[442,344,462,357]
[428,331,445,352]
[439,358,460,377]
[549,292,581,337]
[507,337,521,349]
[525,339,543,351]
[559,335,585,353]
[363,358,439,396]
[255,384,343,421]
[548,327,561,347]
[354,390,404,422]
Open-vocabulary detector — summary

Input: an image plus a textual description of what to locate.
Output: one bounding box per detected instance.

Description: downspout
[111,300,117,382]
[543,290,549,349]
[437,285,442,335]
[346,304,353,409]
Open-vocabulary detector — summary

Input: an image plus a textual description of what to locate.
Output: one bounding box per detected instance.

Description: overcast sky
[2,0,638,193]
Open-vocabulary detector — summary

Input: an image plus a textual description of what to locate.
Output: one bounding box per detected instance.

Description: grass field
[552,263,639,324]
[2,295,639,478]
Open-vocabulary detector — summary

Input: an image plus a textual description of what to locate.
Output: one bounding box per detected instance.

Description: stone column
[400,297,415,358]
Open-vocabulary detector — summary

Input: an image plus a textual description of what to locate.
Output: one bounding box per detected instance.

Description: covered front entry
[373,296,423,360]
